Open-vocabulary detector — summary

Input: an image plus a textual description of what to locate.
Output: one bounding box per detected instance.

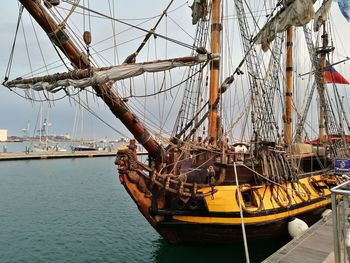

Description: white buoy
[322,209,332,218]
[288,217,309,238]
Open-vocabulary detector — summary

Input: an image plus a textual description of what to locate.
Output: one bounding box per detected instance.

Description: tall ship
[3,0,350,243]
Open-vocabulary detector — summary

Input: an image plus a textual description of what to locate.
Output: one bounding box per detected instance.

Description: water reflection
[151,236,290,263]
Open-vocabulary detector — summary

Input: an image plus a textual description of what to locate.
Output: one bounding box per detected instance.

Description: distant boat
[29,104,67,152]
[72,142,98,151]
[30,143,67,153]
[72,145,97,151]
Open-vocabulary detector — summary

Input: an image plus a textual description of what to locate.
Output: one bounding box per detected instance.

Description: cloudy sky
[0,1,193,140]
[0,2,113,139]
[1,1,350,140]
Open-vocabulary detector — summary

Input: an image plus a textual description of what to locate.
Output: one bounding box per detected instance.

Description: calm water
[0,157,287,263]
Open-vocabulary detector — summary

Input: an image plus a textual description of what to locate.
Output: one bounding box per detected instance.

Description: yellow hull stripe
[173,198,330,224]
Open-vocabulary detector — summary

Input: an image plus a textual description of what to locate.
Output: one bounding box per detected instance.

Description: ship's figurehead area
[115,146,134,174]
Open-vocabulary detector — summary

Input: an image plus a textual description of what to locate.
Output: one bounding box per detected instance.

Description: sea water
[0,157,287,263]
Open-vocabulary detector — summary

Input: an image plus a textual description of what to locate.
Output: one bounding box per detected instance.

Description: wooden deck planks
[263,215,335,262]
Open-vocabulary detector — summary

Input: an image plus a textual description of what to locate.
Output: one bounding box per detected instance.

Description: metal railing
[331,178,350,263]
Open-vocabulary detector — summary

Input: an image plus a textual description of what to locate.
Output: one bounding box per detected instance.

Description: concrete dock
[0,151,117,161]
[0,149,149,161]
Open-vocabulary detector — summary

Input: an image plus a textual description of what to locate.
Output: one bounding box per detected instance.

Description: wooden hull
[119,170,336,244]
[155,206,326,244]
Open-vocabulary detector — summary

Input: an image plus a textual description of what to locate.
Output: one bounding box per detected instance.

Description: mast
[18,0,164,160]
[284,26,293,148]
[319,22,327,144]
[208,0,221,144]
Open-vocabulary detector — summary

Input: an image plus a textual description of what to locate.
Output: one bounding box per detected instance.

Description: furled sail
[254,0,316,51]
[4,54,213,92]
[313,0,333,31]
[191,0,209,25]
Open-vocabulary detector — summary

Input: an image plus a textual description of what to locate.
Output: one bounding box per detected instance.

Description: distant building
[0,129,8,142]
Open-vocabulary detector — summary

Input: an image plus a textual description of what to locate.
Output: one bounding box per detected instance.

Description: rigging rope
[8,87,78,103]
[240,163,325,199]
[61,0,80,28]
[70,93,130,138]
[124,0,174,63]
[61,0,197,51]
[4,5,24,83]
[123,62,209,99]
